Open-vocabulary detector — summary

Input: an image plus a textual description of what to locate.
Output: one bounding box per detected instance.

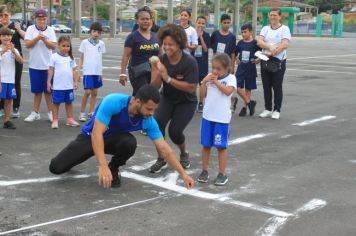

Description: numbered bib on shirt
[241,51,250,63]
[217,43,226,54]
[194,45,203,57]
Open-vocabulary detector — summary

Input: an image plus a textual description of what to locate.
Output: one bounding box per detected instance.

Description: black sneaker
[248,100,257,116]
[239,107,247,117]
[197,102,203,113]
[230,97,238,113]
[180,152,190,169]
[214,173,228,186]
[3,121,16,129]
[108,163,121,188]
[149,158,167,173]
[197,170,209,183]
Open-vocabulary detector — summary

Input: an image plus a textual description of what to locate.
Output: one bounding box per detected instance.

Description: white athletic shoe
[271,111,280,120]
[48,111,53,122]
[24,111,40,122]
[78,112,87,122]
[259,110,273,118]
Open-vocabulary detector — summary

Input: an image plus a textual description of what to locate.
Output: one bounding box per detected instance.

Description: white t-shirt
[203,73,237,124]
[0,48,19,84]
[24,25,57,70]
[48,53,77,90]
[184,26,198,53]
[259,25,291,60]
[78,39,106,75]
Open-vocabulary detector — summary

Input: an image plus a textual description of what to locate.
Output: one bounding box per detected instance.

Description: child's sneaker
[248,100,257,116]
[180,152,190,169]
[66,118,80,127]
[230,97,238,113]
[214,173,228,186]
[3,121,16,129]
[109,162,121,188]
[51,120,59,129]
[0,109,4,118]
[12,108,20,118]
[24,111,40,122]
[78,112,87,122]
[197,170,209,183]
[149,158,167,173]
[48,112,53,122]
[239,107,247,117]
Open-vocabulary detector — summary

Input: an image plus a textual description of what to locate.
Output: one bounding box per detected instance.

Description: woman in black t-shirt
[149,24,199,173]
[0,6,25,117]
[120,7,160,96]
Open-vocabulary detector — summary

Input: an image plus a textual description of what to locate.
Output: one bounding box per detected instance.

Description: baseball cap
[34,9,47,18]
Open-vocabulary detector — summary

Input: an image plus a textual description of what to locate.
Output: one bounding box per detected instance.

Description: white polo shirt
[184,25,198,53]
[78,39,106,76]
[260,25,291,60]
[203,73,237,124]
[0,48,19,84]
[24,25,57,70]
[48,53,77,90]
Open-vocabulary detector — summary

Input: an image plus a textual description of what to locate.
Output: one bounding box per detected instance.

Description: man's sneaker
[214,173,228,186]
[66,118,80,127]
[230,97,238,113]
[239,107,247,117]
[248,100,257,116]
[271,110,280,120]
[259,110,272,118]
[197,170,209,183]
[180,152,190,169]
[3,121,16,129]
[108,163,121,188]
[51,120,59,129]
[0,109,4,118]
[79,112,87,122]
[48,112,53,122]
[197,102,204,113]
[149,158,167,173]
[12,108,20,118]
[24,111,40,122]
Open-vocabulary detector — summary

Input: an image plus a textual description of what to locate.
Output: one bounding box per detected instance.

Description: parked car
[81,26,90,34]
[102,26,111,33]
[52,24,72,33]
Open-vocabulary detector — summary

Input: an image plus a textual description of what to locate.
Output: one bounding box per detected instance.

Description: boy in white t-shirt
[24,9,57,123]
[198,53,237,186]
[0,28,24,129]
[78,22,106,122]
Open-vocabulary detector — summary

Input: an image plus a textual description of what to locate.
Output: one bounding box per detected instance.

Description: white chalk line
[287,62,356,69]
[256,199,327,236]
[292,116,336,127]
[229,133,272,146]
[287,68,354,75]
[288,54,356,61]
[0,195,165,236]
[0,174,92,186]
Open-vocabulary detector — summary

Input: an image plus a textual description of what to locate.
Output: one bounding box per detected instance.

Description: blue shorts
[52,89,75,104]
[236,75,257,90]
[201,118,230,149]
[29,68,50,94]
[0,83,17,99]
[83,75,103,90]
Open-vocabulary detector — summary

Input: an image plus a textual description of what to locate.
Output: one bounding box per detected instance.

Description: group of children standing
[0,9,105,130]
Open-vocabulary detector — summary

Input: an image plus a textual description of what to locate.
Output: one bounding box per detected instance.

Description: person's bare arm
[47,67,54,93]
[14,22,25,39]
[24,35,41,49]
[77,53,84,82]
[211,75,235,96]
[199,74,211,98]
[150,62,163,88]
[153,137,194,189]
[42,38,57,50]
[11,46,24,64]
[272,39,289,56]
[120,47,132,86]
[92,120,113,188]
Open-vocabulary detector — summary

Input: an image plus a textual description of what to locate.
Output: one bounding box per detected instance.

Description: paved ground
[0,36,356,236]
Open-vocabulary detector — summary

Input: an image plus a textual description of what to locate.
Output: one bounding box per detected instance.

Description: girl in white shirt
[179,9,198,53]
[47,36,79,129]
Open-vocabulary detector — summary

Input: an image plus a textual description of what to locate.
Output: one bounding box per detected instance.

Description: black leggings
[261,60,287,112]
[154,96,197,145]
[128,67,151,96]
[49,133,137,174]
[0,60,23,109]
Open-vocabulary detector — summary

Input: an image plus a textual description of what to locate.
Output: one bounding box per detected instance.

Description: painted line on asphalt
[292,116,336,127]
[287,62,356,69]
[229,133,272,146]
[288,54,356,61]
[0,174,92,186]
[0,196,166,235]
[287,68,354,75]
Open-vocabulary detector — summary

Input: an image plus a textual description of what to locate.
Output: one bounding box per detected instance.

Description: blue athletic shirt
[82,94,162,140]
[210,30,236,56]
[234,39,261,79]
[191,31,211,80]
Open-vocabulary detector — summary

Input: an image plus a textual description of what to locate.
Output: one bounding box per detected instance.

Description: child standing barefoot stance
[78,22,106,122]
[0,28,24,129]
[47,36,79,129]
[198,53,237,186]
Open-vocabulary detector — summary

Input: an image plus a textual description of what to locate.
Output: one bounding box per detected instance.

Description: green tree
[92,3,109,20]
[2,0,21,13]
[305,0,345,13]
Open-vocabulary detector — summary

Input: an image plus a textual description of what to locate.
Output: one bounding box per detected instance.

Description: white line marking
[287,68,354,75]
[256,199,327,236]
[288,63,356,69]
[0,174,92,186]
[348,160,356,164]
[292,116,336,127]
[229,133,271,146]
[129,160,157,171]
[288,54,356,61]
[0,196,165,235]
